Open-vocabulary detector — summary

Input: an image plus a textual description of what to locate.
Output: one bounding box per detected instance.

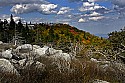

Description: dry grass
[0,58,123,83]
[0,52,124,83]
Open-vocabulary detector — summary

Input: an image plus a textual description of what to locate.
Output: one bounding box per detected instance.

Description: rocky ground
[0,42,124,83]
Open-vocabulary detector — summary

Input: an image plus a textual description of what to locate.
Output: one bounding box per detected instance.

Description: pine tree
[3,19,8,30]
[0,19,4,31]
[9,14,15,30]
[17,19,23,32]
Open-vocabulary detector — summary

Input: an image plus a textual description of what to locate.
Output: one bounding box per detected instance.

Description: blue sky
[0,0,125,35]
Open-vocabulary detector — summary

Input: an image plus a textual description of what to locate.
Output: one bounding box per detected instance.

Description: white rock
[16,44,33,51]
[0,59,19,75]
[49,48,62,55]
[21,44,32,50]
[60,53,71,62]
[93,79,110,83]
[90,58,98,62]
[18,59,45,71]
[0,41,3,44]
[34,48,46,56]
[18,59,34,69]
[15,53,29,59]
[33,46,49,56]
[49,53,72,72]
[33,45,41,49]
[18,59,26,66]
[31,46,64,62]
[2,49,12,59]
[48,48,56,55]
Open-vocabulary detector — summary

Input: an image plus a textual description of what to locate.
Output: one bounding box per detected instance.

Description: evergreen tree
[9,14,15,30]
[2,19,9,42]
[108,29,125,50]
[17,19,23,32]
[0,19,3,31]
[0,19,4,41]
[8,14,16,42]
[3,19,8,30]
[22,22,30,43]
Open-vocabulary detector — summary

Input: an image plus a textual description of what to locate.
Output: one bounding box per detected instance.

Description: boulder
[33,46,49,57]
[16,44,33,53]
[0,41,3,44]
[18,59,45,71]
[16,53,29,59]
[92,79,110,83]
[18,59,26,67]
[2,49,12,59]
[48,48,62,55]
[48,52,72,71]
[60,53,72,62]
[33,45,41,49]
[0,59,19,75]
[90,58,98,62]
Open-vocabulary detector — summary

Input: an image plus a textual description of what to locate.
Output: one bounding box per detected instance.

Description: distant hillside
[0,14,110,49]
[30,23,110,48]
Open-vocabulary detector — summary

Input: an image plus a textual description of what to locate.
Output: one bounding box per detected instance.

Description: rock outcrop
[1,48,13,59]
[0,43,75,76]
[0,59,19,75]
[92,79,110,83]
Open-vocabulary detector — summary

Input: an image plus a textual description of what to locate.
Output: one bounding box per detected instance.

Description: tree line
[0,14,109,50]
[0,14,31,44]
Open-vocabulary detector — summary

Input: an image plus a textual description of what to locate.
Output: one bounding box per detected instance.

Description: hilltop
[0,14,110,53]
[0,15,109,46]
[0,15,125,83]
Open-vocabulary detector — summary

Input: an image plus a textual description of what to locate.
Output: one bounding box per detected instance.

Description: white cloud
[89,16,104,21]
[83,2,95,7]
[79,2,107,12]
[11,3,58,14]
[68,0,107,2]
[84,11,101,17]
[88,0,97,2]
[0,0,49,6]
[67,15,72,18]
[89,11,101,16]
[78,18,86,22]
[0,0,58,15]
[88,0,105,2]
[57,7,72,15]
